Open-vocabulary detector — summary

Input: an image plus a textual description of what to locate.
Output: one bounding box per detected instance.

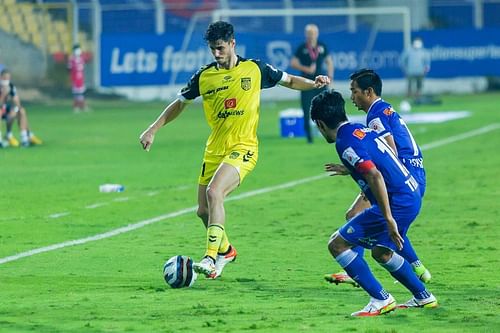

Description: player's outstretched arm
[139,98,188,151]
[280,74,330,91]
[363,166,404,250]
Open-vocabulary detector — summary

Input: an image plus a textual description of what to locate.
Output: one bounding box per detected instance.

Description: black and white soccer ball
[163,255,197,288]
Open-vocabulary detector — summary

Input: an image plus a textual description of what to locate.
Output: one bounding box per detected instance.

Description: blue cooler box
[279,109,305,138]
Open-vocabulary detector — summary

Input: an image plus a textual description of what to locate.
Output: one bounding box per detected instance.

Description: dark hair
[204,21,234,43]
[350,68,382,96]
[1,68,10,76]
[310,90,348,129]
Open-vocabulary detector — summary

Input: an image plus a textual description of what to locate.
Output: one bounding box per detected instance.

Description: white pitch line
[420,123,500,150]
[85,203,108,209]
[48,212,70,219]
[1,123,499,266]
[112,197,130,202]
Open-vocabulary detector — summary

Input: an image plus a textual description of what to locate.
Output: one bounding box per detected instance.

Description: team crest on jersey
[241,77,251,91]
[352,128,366,139]
[229,151,240,159]
[383,108,394,116]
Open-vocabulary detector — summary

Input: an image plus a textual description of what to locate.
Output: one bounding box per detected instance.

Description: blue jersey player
[311,90,437,316]
[325,69,431,287]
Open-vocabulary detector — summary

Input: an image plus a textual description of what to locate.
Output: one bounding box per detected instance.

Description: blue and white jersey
[366,98,426,195]
[335,122,420,209]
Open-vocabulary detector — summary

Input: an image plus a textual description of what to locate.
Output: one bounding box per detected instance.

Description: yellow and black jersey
[178,56,286,155]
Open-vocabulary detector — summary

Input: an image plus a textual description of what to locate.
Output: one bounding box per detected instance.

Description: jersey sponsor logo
[242,150,254,162]
[229,151,240,159]
[206,85,229,96]
[223,75,234,83]
[352,128,367,139]
[342,147,361,167]
[224,98,237,109]
[359,237,378,247]
[368,117,386,133]
[383,107,394,116]
[241,77,251,91]
[217,110,245,119]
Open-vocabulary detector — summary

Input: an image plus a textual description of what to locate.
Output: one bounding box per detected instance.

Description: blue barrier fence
[100,28,500,87]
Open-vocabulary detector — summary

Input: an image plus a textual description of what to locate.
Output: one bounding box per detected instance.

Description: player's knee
[345,209,357,221]
[371,246,393,263]
[206,185,223,203]
[328,231,347,257]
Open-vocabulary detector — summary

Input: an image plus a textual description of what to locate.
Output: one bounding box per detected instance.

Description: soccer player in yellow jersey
[140,21,330,279]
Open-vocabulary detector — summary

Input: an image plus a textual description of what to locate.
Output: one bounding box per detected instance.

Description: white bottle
[99,184,125,193]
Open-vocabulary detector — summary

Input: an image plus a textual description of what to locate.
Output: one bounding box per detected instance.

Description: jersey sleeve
[321,42,330,56]
[177,67,202,102]
[9,83,17,97]
[252,59,285,89]
[293,44,303,58]
[367,109,394,138]
[337,133,374,173]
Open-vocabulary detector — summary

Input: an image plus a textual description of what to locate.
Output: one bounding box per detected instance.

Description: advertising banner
[100,28,500,87]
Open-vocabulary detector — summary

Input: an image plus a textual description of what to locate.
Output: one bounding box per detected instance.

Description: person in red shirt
[68,44,87,113]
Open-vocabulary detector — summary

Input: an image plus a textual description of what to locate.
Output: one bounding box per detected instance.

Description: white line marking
[85,203,108,209]
[112,197,130,202]
[2,124,499,266]
[146,191,160,196]
[48,212,70,219]
[420,123,500,150]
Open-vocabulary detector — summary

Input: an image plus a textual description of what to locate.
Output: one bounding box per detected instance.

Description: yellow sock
[205,224,224,259]
[218,230,230,254]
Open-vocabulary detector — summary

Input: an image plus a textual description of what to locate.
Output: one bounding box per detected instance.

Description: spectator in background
[400,37,431,101]
[68,44,87,113]
[290,24,334,143]
[0,69,43,147]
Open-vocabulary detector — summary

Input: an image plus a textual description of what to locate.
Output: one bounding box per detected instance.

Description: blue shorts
[338,197,421,251]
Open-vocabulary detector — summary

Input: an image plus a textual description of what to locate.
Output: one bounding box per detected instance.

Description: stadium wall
[0,31,46,85]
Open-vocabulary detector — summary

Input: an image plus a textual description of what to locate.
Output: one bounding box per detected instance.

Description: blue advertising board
[100,28,500,87]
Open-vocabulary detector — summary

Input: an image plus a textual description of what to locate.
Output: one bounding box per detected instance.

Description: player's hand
[386,217,404,251]
[139,128,155,152]
[314,75,330,88]
[325,163,349,176]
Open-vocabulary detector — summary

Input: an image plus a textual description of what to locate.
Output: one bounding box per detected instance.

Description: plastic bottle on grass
[99,184,125,193]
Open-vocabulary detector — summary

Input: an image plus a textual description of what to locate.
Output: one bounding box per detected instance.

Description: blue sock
[336,249,389,300]
[352,246,365,257]
[396,235,419,264]
[381,252,431,299]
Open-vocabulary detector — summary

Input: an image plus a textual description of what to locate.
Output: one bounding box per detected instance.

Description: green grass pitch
[0,92,499,332]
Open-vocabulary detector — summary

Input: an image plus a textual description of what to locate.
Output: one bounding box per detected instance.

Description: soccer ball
[399,100,412,113]
[163,255,197,288]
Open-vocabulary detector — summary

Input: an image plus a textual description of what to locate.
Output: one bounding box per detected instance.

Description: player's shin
[380,252,430,299]
[218,230,230,254]
[396,235,419,263]
[335,249,389,300]
[205,224,225,260]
